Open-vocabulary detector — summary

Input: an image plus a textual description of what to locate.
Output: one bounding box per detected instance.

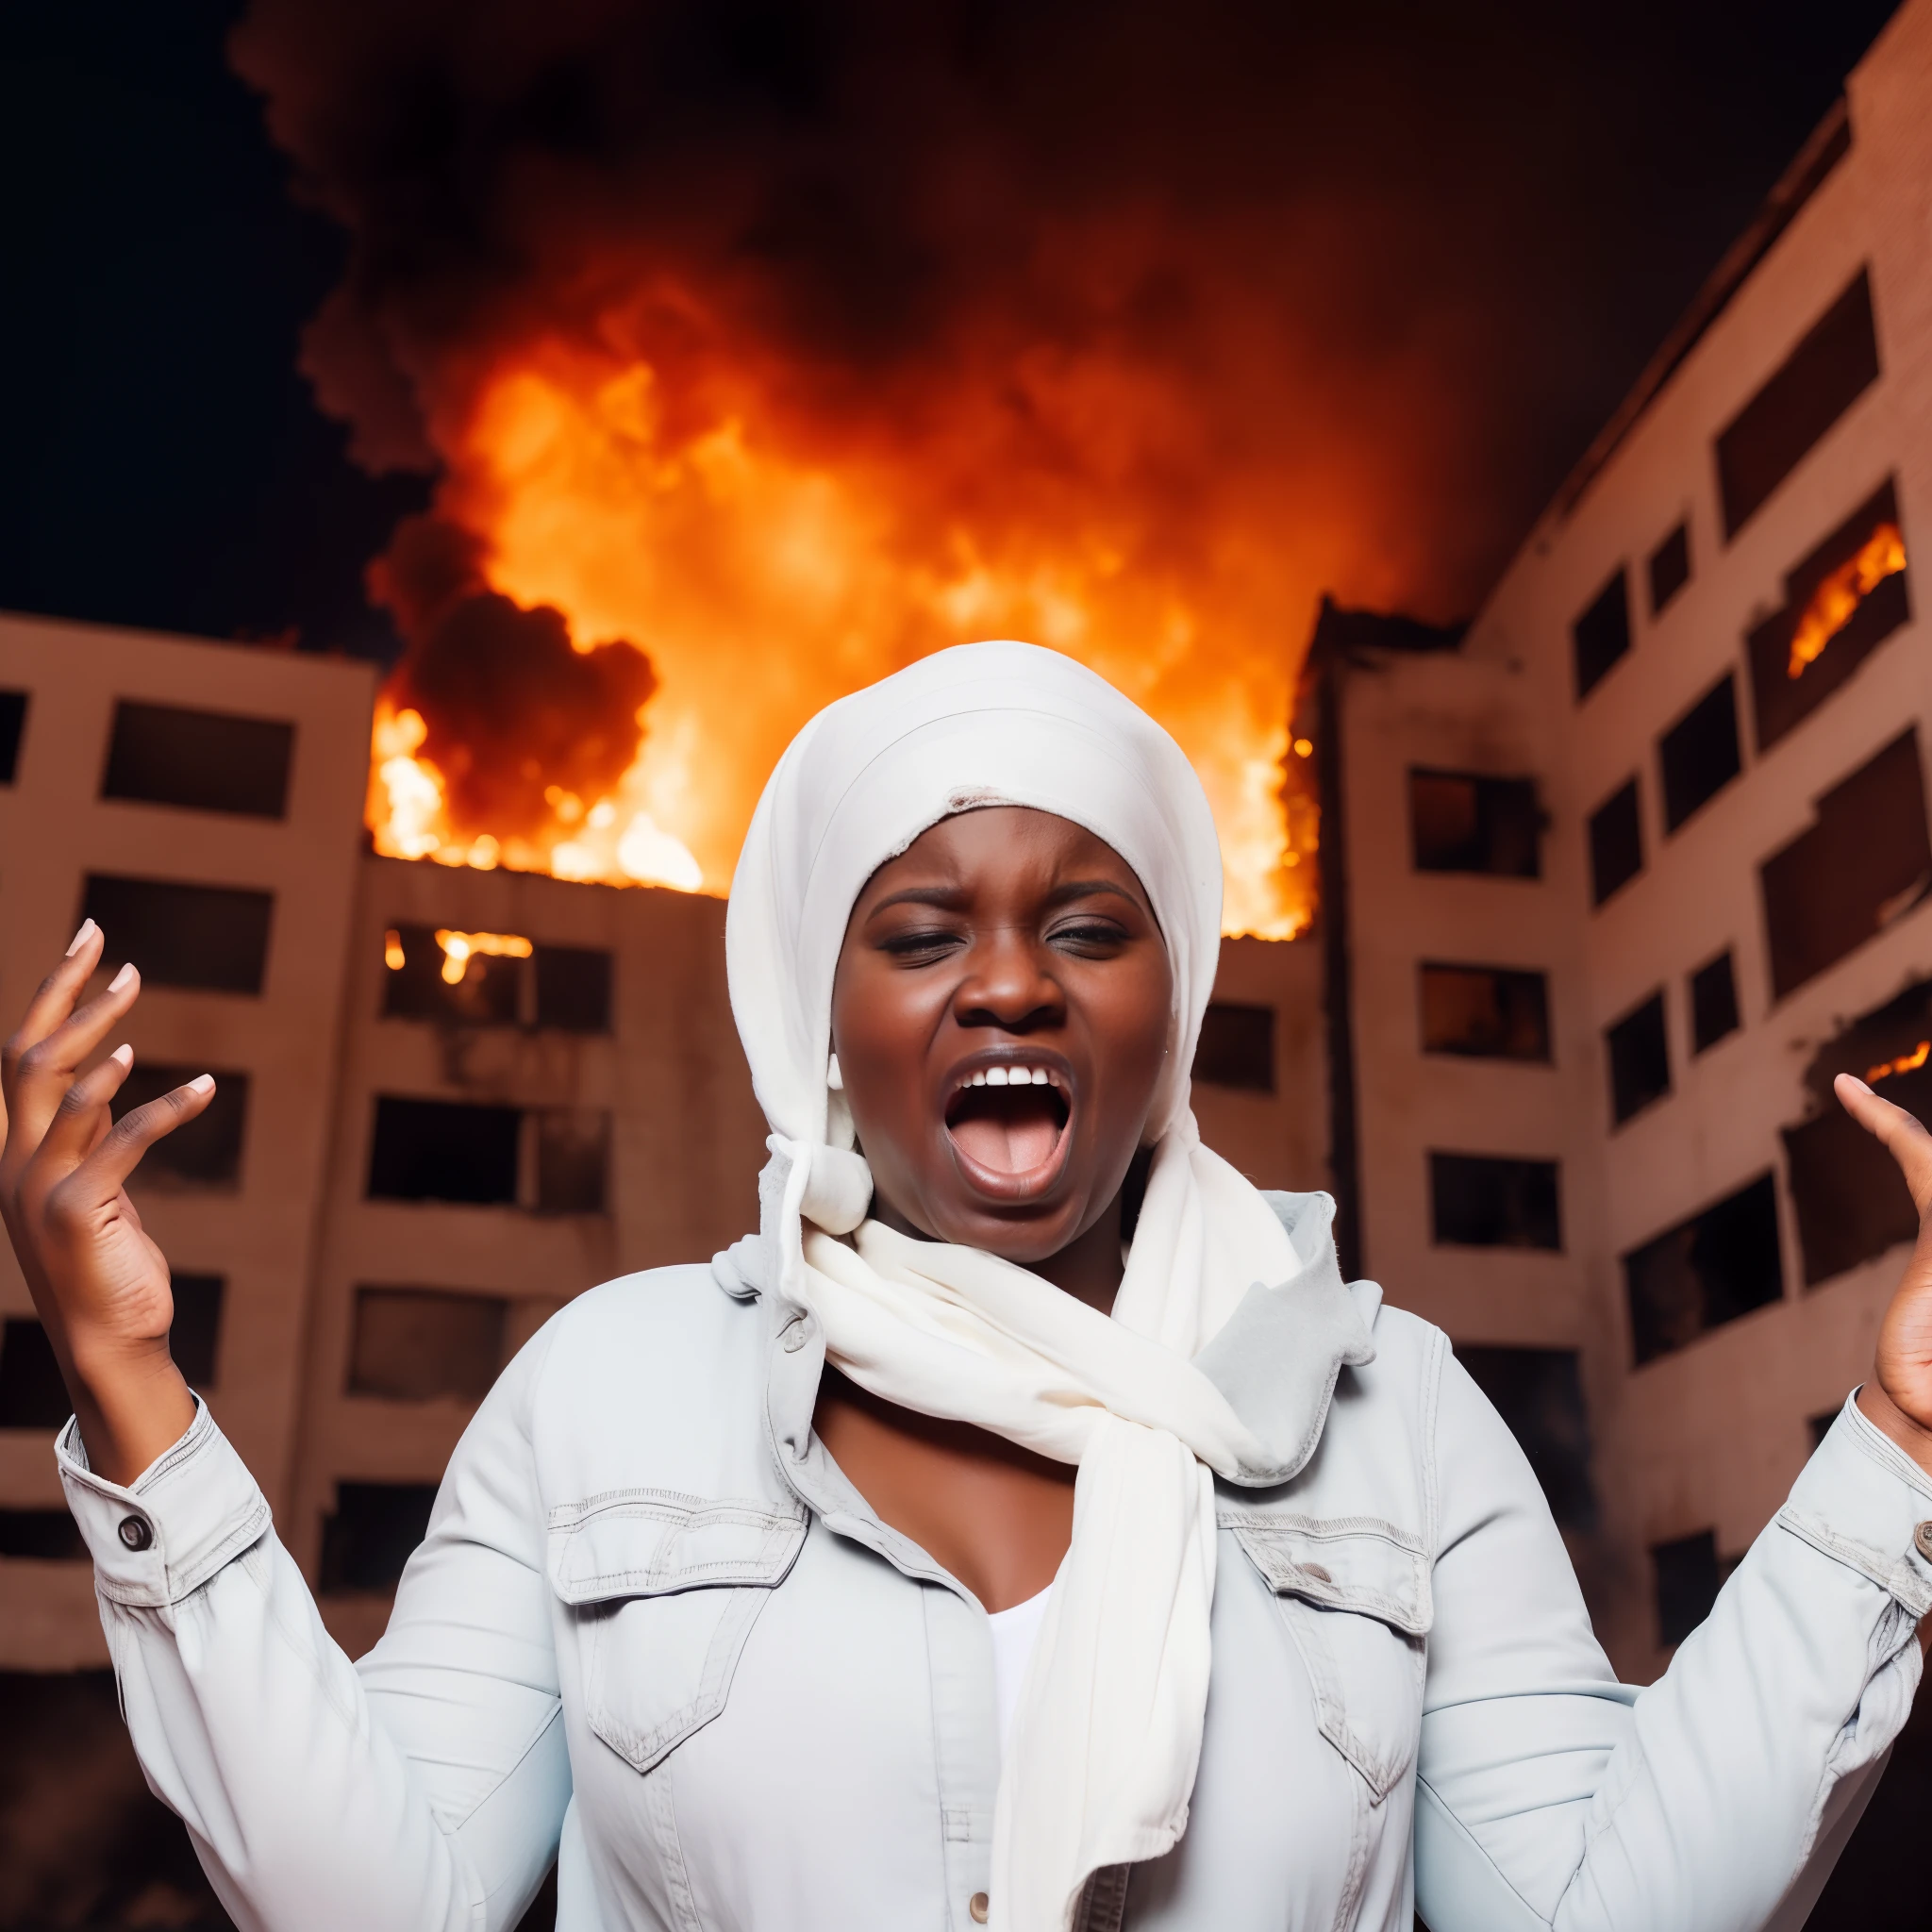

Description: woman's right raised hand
[0,921,208,1484]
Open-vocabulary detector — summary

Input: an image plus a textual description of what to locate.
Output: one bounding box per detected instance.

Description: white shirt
[988,1584,1054,1752]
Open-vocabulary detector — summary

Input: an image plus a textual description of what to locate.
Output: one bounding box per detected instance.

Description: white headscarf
[725,641,1309,1930]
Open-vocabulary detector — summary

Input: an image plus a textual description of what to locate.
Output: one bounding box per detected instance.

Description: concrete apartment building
[1310,0,1932,1676]
[0,612,1324,1666]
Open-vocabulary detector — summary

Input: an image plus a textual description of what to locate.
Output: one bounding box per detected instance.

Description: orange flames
[1788,523,1907,679]
[366,330,1326,938]
[1866,1040,1930,1084]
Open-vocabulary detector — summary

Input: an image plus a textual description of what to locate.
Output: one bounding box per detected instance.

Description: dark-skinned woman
[6,641,1932,1932]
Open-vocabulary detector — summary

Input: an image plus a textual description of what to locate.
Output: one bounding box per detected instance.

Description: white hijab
[725,641,1318,1930]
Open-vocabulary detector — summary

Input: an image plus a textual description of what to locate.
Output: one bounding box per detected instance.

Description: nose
[953,925,1064,1035]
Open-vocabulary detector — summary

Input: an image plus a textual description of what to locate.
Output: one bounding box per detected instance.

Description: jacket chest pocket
[549,1490,808,1775]
[1223,1509,1431,1802]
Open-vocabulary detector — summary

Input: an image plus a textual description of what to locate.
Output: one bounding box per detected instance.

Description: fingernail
[187,1074,214,1095]
[108,962,136,994]
[66,919,97,957]
[110,1044,133,1069]
[1844,1074,1874,1094]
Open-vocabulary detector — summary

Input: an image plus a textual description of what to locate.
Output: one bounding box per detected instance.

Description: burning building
[1308,0,1932,1687]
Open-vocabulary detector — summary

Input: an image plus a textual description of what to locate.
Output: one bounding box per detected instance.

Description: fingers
[36,1043,135,1170]
[71,1074,216,1201]
[1836,1074,1932,1215]
[2,935,143,1167]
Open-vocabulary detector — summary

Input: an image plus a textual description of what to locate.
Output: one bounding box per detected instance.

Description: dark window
[0,689,26,783]
[0,1319,70,1429]
[318,1482,439,1594]
[367,1096,521,1206]
[110,1065,249,1189]
[1782,975,1932,1286]
[1407,770,1541,877]
[1429,1153,1561,1251]
[1456,1345,1596,1530]
[100,701,293,819]
[381,924,521,1024]
[1648,524,1691,614]
[1760,729,1931,1001]
[1746,478,1909,754]
[1652,1529,1722,1646]
[1717,270,1880,538]
[1624,1173,1782,1365]
[1808,1409,1839,1453]
[535,1109,609,1213]
[1419,963,1551,1061]
[1573,567,1632,701]
[81,875,273,996]
[1690,952,1740,1054]
[170,1274,225,1389]
[1192,1003,1275,1092]
[1607,992,1671,1125]
[348,1288,508,1402]
[1658,675,1741,832]
[536,946,613,1033]
[0,1508,86,1560]
[1588,780,1644,907]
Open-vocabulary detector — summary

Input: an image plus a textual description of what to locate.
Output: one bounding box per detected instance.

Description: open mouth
[943,1064,1072,1182]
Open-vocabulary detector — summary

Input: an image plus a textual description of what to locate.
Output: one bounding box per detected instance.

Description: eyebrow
[864,877,1146,918]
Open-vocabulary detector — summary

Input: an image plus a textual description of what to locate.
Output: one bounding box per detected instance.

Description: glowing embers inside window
[1746,479,1910,752]
[380,923,611,1031]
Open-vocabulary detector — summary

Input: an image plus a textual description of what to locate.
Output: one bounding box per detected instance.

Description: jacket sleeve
[56,1326,570,1932]
[1414,1354,1930,1932]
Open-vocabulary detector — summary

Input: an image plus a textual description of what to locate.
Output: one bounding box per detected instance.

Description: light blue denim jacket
[56,1192,1932,1932]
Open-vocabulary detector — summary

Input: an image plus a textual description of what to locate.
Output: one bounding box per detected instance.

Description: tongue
[948,1089,1064,1175]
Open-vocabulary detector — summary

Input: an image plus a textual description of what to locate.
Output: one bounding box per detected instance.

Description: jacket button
[1914,1522,1932,1562]
[117,1515,153,1552]
[969,1894,990,1924]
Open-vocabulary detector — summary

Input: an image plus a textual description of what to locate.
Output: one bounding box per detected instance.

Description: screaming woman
[4,641,1932,1932]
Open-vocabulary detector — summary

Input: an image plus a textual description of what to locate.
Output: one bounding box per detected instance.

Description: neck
[867,1191,1126,1316]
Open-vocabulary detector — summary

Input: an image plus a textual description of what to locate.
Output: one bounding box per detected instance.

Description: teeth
[958,1064,1063,1090]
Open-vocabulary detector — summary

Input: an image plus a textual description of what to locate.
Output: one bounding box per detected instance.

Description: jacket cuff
[1775,1390,1932,1620]
[55,1398,272,1608]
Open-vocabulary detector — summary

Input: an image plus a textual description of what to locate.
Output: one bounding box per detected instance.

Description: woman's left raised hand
[1838,1072,1932,1474]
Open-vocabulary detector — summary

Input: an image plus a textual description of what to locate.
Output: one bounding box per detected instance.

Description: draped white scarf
[725,641,1312,1929]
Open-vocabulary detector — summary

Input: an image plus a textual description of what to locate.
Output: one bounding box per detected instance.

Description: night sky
[0,0,1905,667]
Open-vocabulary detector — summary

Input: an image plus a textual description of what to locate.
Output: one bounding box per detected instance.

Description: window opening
[110,1067,249,1189]
[100,700,293,819]
[1192,1003,1275,1092]
[1652,1530,1721,1647]
[1419,963,1551,1061]
[1588,780,1643,907]
[1572,566,1631,701]
[0,1319,71,1429]
[1782,974,1932,1285]
[170,1274,225,1389]
[81,875,273,996]
[1429,1153,1561,1251]
[1456,1345,1596,1530]
[348,1288,508,1403]
[1607,991,1670,1125]
[0,1509,86,1560]
[1407,770,1541,877]
[1746,478,1909,752]
[0,689,26,784]
[1658,674,1741,832]
[1648,523,1691,615]
[1760,728,1931,1000]
[319,1482,439,1593]
[367,1096,521,1205]
[382,924,522,1024]
[1689,952,1740,1054]
[1717,269,1880,538]
[1624,1172,1782,1365]
[536,945,613,1033]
